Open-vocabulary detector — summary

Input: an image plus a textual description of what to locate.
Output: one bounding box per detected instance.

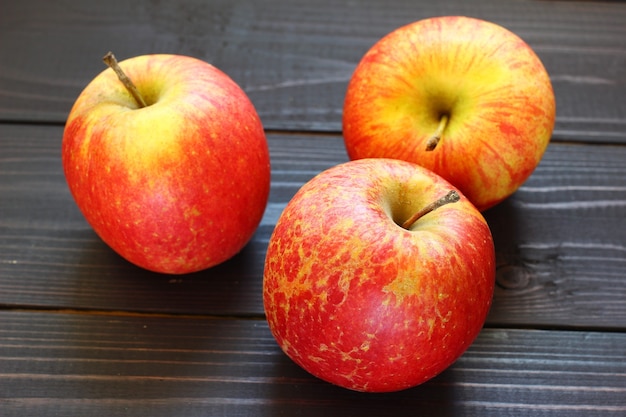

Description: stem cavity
[425,114,449,151]
[401,190,460,230]
[103,51,147,108]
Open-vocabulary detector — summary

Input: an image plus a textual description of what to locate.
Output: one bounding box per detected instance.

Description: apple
[62,53,270,274]
[343,16,556,211]
[263,158,495,392]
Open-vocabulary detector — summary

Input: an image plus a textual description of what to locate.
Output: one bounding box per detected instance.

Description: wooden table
[1,1,625,415]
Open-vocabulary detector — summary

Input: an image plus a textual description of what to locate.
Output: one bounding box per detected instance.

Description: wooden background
[1,0,625,415]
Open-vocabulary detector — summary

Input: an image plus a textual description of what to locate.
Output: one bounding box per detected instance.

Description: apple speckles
[183,206,202,220]
[264,159,495,392]
[382,271,419,306]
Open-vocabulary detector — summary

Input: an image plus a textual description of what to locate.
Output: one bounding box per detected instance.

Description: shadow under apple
[263,349,460,417]
[482,195,537,326]
[70,225,271,317]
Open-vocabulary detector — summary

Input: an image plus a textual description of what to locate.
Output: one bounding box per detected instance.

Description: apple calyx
[103,51,147,108]
[425,114,449,151]
[401,189,460,230]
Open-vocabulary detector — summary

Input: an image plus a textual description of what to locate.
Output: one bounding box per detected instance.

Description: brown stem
[425,114,449,151]
[401,190,460,230]
[102,51,147,108]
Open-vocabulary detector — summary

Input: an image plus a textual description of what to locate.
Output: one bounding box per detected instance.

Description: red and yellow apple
[343,16,556,211]
[62,53,270,274]
[263,158,495,392]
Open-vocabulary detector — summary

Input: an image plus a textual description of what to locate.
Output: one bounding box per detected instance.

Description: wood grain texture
[1,311,625,417]
[0,0,625,141]
[1,124,625,330]
[1,2,625,414]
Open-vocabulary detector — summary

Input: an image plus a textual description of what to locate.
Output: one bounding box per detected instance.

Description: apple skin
[62,54,270,274]
[263,158,495,392]
[343,16,556,211]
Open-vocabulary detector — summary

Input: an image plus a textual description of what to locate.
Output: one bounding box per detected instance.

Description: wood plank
[0,311,625,417]
[485,142,626,330]
[1,124,625,329]
[1,0,625,142]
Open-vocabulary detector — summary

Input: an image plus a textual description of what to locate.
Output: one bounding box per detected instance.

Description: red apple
[343,16,556,211]
[62,53,270,274]
[263,158,495,392]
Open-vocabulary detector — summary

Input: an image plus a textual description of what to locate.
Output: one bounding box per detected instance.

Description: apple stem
[425,114,449,151]
[102,51,147,108]
[401,190,460,230]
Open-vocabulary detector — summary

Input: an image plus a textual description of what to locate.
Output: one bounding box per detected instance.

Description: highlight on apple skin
[62,54,271,274]
[263,158,495,392]
[343,16,556,211]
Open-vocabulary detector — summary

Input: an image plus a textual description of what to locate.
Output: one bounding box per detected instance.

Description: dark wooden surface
[1,0,625,415]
